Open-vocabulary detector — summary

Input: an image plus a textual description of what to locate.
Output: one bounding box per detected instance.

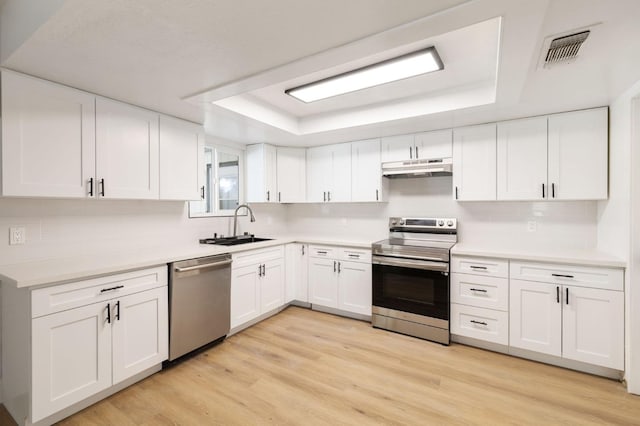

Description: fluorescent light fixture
[285,47,443,103]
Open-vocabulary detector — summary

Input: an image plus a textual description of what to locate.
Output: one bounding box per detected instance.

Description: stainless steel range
[371,217,457,345]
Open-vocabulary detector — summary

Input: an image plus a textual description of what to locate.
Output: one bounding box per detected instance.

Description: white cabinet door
[337,260,372,316]
[247,144,278,203]
[1,71,96,198]
[453,124,497,201]
[285,243,309,303]
[510,279,562,356]
[562,287,624,369]
[497,117,548,200]
[328,143,352,202]
[306,145,331,202]
[95,98,159,200]
[159,115,204,201]
[351,139,383,202]
[277,147,306,203]
[32,301,111,423]
[548,108,608,200]
[381,134,414,162]
[309,258,338,308]
[261,258,284,313]
[414,129,452,159]
[231,264,261,328]
[112,287,168,385]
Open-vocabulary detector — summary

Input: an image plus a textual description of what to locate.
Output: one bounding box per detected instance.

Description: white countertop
[0,236,373,289]
[451,244,627,268]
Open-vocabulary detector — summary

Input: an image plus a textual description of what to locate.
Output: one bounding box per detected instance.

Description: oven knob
[447,220,453,227]
[438,220,444,226]
[399,220,405,225]
[391,219,397,226]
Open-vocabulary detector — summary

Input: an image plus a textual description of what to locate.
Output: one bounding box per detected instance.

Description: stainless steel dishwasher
[168,253,232,361]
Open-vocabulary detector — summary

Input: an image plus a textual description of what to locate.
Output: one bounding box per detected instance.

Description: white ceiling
[3,0,640,146]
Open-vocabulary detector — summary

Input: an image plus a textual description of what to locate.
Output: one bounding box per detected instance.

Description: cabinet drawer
[451,273,508,311]
[338,247,371,263]
[450,304,508,345]
[510,261,623,291]
[451,256,508,278]
[232,245,284,268]
[32,266,167,318]
[309,245,337,259]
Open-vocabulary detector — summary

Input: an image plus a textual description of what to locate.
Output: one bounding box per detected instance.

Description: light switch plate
[9,226,26,245]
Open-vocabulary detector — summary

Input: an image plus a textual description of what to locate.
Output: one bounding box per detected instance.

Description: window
[189,145,244,217]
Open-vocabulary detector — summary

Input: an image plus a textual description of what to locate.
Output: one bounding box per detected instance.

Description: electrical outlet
[527,221,537,232]
[9,226,26,245]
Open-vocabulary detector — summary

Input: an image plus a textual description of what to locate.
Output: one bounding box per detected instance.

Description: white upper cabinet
[548,107,608,200]
[1,71,96,198]
[276,147,306,203]
[497,117,548,200]
[414,129,453,159]
[381,130,452,163]
[246,143,278,203]
[95,98,160,200]
[351,139,385,202]
[159,115,204,201]
[453,123,497,201]
[306,143,351,202]
[381,134,415,162]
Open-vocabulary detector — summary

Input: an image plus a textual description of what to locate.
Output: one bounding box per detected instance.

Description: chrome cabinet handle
[267,190,270,201]
[100,178,105,197]
[334,261,336,272]
[409,147,413,159]
[323,191,326,202]
[566,287,569,305]
[115,300,120,321]
[376,189,379,201]
[552,183,556,198]
[258,264,262,277]
[470,266,488,270]
[201,186,205,199]
[338,262,341,273]
[302,245,305,255]
[328,191,331,202]
[470,288,487,293]
[106,303,111,324]
[262,264,266,276]
[89,178,94,197]
[415,146,419,158]
[542,183,546,198]
[470,320,487,326]
[556,286,560,304]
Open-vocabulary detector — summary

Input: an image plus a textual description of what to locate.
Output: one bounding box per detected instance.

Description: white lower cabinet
[2,266,168,425]
[230,246,285,330]
[450,256,509,345]
[308,245,371,316]
[509,263,624,370]
[32,301,112,422]
[509,279,562,356]
[285,243,309,303]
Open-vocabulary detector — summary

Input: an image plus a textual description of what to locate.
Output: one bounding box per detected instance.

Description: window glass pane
[218,152,239,211]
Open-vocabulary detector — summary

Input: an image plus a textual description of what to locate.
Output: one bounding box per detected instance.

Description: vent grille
[545,30,590,64]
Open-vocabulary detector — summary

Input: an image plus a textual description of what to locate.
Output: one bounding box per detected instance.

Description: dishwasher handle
[173,258,232,275]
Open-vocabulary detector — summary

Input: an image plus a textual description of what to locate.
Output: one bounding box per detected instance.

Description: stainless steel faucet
[233,204,256,237]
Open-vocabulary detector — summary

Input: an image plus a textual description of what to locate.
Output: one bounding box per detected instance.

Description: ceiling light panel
[285,47,443,103]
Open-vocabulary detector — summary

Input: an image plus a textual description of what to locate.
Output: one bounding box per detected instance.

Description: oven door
[372,255,449,320]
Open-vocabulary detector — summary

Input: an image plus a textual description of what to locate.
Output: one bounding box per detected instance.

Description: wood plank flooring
[3,306,640,425]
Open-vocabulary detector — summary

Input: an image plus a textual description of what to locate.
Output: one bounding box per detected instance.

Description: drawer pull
[470,320,488,326]
[317,251,328,254]
[348,254,360,258]
[100,285,124,293]
[469,288,488,293]
[552,273,574,279]
[469,266,488,270]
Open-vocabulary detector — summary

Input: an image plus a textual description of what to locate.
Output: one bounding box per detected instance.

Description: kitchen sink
[199,235,273,246]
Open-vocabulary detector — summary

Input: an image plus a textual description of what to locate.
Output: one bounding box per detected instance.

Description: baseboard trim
[311,304,371,322]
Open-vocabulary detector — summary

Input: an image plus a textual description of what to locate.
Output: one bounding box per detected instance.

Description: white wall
[287,177,598,250]
[597,79,640,394]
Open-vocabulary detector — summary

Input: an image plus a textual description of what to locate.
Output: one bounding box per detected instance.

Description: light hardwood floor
[3,306,640,425]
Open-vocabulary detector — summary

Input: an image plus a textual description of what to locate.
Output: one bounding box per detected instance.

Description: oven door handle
[372,256,449,272]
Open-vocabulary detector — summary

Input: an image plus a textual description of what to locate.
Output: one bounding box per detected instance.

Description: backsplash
[285,177,598,250]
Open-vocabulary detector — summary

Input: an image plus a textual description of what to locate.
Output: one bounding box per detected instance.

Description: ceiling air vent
[544,30,590,65]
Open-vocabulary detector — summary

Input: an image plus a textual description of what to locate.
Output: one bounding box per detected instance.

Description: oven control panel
[389,217,457,230]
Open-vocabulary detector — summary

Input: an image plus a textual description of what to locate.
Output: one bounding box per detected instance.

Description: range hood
[382,157,453,178]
